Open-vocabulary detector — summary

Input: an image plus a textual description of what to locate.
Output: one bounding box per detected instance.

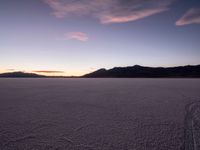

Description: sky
[1,0,200,76]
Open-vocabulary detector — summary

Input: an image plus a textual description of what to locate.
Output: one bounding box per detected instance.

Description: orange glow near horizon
[0,69,90,76]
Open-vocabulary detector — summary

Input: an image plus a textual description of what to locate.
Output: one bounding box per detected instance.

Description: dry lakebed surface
[0,78,200,150]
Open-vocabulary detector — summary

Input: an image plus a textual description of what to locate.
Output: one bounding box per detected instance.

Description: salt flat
[0,78,200,150]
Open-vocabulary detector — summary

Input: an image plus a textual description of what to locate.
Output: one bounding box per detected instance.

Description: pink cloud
[44,0,175,24]
[44,0,91,18]
[100,8,168,24]
[66,32,89,42]
[176,8,200,26]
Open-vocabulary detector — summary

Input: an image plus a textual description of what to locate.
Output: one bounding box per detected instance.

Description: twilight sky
[1,0,200,76]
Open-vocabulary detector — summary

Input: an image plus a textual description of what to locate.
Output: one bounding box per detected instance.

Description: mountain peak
[83,64,200,78]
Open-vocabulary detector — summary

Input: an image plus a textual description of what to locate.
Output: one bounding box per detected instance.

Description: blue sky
[1,0,200,76]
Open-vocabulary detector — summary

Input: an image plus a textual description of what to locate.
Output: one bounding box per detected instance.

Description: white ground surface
[0,78,200,150]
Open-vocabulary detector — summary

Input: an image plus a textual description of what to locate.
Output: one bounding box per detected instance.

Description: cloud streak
[44,0,175,24]
[100,8,168,24]
[176,8,200,26]
[66,32,89,41]
[33,70,65,73]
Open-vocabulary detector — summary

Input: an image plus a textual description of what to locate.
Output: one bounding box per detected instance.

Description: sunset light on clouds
[1,2,200,150]
[0,0,200,76]
[44,0,173,24]
[176,8,200,26]
[66,32,89,42]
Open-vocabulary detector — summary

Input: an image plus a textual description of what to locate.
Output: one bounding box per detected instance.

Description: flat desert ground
[0,78,200,150]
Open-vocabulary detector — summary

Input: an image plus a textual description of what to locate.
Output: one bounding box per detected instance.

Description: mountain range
[83,65,200,78]
[0,65,200,78]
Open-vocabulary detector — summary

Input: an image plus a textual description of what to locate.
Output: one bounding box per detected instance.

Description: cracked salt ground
[184,101,200,150]
[0,78,200,150]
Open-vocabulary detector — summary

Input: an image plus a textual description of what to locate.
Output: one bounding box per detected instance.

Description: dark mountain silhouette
[83,65,200,78]
[1,65,200,78]
[0,72,46,78]
[0,72,78,78]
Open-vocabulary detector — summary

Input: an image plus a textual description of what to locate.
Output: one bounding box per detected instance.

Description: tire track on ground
[184,101,200,150]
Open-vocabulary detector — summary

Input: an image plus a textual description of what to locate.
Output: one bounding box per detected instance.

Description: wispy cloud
[100,8,168,24]
[44,0,175,24]
[65,32,89,41]
[176,8,200,26]
[33,70,65,73]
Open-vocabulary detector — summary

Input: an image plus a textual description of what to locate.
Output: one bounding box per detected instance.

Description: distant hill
[83,65,200,78]
[1,65,200,78]
[0,72,46,78]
